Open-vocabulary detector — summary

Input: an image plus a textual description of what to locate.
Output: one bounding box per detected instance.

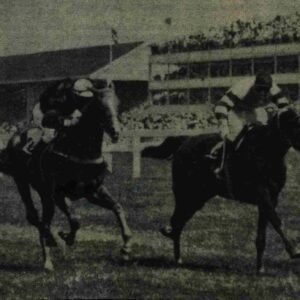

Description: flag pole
[108,29,114,86]
[108,28,118,86]
[165,18,172,105]
[109,43,113,65]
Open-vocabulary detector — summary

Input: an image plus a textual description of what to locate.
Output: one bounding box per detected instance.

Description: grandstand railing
[150,43,300,64]
[103,128,217,178]
[149,42,300,104]
[149,73,300,90]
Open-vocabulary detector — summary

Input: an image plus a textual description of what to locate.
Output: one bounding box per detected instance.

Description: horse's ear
[64,78,74,89]
[57,81,65,91]
[57,78,73,92]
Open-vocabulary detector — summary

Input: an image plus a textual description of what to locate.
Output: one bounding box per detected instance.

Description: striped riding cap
[73,78,94,98]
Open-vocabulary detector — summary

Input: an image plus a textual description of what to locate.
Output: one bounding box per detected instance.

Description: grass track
[0,152,299,299]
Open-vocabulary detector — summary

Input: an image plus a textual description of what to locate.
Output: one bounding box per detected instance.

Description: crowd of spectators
[0,122,20,150]
[0,109,217,150]
[119,103,217,131]
[151,13,300,55]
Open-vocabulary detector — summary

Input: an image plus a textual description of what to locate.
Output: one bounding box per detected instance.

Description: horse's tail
[0,132,28,176]
[141,136,188,160]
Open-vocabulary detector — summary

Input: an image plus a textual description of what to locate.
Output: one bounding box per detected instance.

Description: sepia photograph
[0,0,300,298]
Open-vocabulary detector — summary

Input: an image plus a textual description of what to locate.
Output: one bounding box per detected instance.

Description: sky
[0,0,299,56]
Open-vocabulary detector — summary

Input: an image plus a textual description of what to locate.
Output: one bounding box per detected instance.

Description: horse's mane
[39,79,73,103]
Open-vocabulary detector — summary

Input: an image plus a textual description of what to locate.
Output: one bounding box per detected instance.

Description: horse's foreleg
[14,177,40,228]
[161,198,199,265]
[39,182,57,271]
[55,195,80,246]
[260,189,300,260]
[256,209,268,275]
[87,185,132,259]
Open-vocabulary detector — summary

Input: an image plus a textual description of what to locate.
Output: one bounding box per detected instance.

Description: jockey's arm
[214,94,235,139]
[42,109,82,129]
[269,84,290,109]
[42,110,65,129]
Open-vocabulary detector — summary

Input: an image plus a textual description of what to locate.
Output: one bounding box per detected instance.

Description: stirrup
[22,144,33,155]
[214,167,223,180]
[205,153,218,160]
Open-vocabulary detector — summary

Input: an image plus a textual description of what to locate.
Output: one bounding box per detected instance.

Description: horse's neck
[268,121,291,158]
[75,102,105,139]
[245,126,289,161]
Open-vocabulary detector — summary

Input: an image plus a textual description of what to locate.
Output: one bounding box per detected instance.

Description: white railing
[150,43,300,64]
[103,128,217,178]
[149,73,300,91]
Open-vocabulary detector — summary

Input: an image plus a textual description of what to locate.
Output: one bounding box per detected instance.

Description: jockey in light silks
[208,71,290,177]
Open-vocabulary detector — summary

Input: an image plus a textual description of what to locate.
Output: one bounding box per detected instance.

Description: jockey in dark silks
[208,71,290,177]
[24,79,119,160]
[41,78,119,161]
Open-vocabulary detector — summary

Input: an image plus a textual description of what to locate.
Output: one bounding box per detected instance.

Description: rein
[275,108,293,147]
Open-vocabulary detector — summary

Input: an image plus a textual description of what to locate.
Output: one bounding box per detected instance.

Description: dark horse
[0,80,132,270]
[142,107,300,274]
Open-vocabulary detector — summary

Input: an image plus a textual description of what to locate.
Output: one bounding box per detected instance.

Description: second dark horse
[142,107,300,274]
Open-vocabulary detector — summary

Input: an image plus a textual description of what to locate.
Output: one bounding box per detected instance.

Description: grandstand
[149,13,300,106]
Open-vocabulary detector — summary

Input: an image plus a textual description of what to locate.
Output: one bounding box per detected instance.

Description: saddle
[207,123,262,180]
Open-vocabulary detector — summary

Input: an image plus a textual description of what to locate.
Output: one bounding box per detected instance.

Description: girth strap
[53,151,104,165]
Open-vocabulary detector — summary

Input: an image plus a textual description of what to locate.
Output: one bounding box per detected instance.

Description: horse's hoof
[58,231,68,243]
[44,260,54,272]
[160,226,174,239]
[256,266,266,276]
[121,245,132,255]
[58,231,75,246]
[124,232,133,245]
[121,253,131,262]
[121,247,131,262]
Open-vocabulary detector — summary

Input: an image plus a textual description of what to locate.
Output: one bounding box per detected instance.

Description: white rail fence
[103,128,217,178]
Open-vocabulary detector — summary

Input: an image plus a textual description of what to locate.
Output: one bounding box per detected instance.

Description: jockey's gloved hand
[64,109,82,127]
[218,118,229,139]
[71,109,82,119]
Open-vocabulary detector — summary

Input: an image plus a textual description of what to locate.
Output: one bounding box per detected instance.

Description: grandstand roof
[0,42,142,84]
[90,43,150,81]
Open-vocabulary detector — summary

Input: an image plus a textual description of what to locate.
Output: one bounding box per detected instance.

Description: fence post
[132,136,141,178]
[103,152,113,173]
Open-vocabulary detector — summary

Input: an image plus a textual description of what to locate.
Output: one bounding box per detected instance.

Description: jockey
[208,71,290,176]
[25,78,118,155]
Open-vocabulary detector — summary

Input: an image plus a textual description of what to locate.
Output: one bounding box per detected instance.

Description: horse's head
[93,81,120,143]
[42,78,120,143]
[271,107,300,151]
[74,79,120,143]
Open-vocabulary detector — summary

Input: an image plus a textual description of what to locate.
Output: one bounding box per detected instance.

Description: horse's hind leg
[86,185,132,258]
[161,193,206,264]
[38,182,57,271]
[55,195,80,246]
[14,177,40,228]
[256,209,268,275]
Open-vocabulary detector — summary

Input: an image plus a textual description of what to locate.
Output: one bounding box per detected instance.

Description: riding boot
[232,124,252,151]
[206,141,224,160]
[206,139,229,179]
[213,139,229,179]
